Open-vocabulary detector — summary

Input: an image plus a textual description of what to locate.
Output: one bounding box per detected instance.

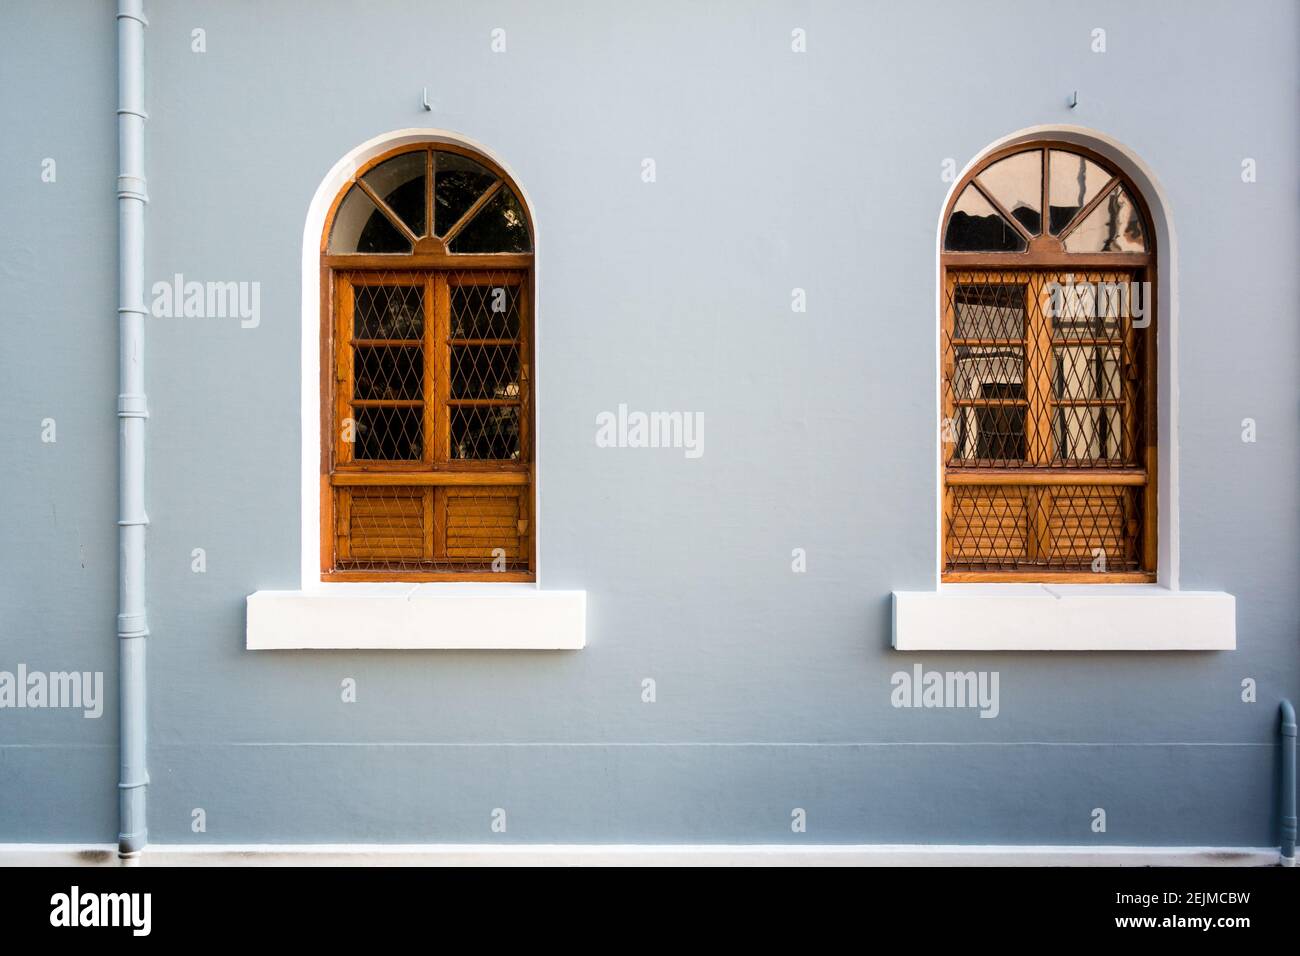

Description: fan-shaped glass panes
[945,184,1025,252]
[976,150,1041,235]
[1062,187,1147,252]
[945,147,1147,254]
[329,184,412,253]
[327,146,531,254]
[449,187,532,253]
[362,151,427,237]
[1048,149,1110,234]
[435,153,498,236]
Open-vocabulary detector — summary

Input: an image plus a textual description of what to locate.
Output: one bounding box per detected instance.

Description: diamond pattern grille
[330,270,530,575]
[948,484,1143,572]
[943,270,1149,574]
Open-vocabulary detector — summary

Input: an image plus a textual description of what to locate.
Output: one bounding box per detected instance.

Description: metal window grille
[943,270,1149,574]
[328,269,531,575]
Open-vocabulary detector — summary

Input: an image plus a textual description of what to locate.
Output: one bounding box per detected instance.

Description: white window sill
[891,585,1235,651]
[246,583,586,650]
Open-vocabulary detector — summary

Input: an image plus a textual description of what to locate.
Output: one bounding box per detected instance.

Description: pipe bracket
[116,173,149,202]
[118,393,150,418]
[117,612,149,637]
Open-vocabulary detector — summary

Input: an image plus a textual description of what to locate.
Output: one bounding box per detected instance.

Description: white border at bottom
[2,844,1283,867]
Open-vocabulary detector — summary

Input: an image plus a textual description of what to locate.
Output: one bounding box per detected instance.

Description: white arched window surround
[893,125,1234,651]
[245,128,585,650]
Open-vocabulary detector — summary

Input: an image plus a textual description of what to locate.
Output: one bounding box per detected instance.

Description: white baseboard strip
[0,844,1282,867]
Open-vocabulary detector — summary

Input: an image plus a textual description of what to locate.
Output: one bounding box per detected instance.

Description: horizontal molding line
[0,844,1282,868]
[2,741,1277,751]
[162,740,1274,749]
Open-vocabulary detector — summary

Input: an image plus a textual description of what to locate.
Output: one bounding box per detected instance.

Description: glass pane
[944,184,1025,252]
[1055,344,1121,400]
[353,285,423,339]
[328,184,412,253]
[976,150,1041,235]
[362,151,427,237]
[1054,344,1123,461]
[1063,187,1147,252]
[450,281,521,338]
[1048,150,1110,234]
[354,346,423,401]
[353,406,423,460]
[451,345,519,400]
[448,187,532,253]
[450,406,520,460]
[973,383,1026,460]
[435,152,498,236]
[953,283,1026,339]
[1055,406,1123,461]
[1049,280,1123,340]
[953,350,1025,460]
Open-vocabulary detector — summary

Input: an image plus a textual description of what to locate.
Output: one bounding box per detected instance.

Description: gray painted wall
[1,0,1296,845]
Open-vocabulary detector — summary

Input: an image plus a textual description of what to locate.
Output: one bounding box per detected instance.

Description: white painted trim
[298,128,547,588]
[246,584,585,650]
[933,126,1180,589]
[1,843,1280,868]
[893,585,1234,651]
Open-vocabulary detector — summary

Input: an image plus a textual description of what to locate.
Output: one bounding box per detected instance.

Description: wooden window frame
[941,141,1157,583]
[318,144,536,582]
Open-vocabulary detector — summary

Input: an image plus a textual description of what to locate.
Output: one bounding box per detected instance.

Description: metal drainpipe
[1281,700,1296,867]
[116,0,149,859]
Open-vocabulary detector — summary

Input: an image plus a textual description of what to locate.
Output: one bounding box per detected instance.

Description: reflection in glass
[944,185,1025,252]
[1063,187,1146,252]
[435,152,498,236]
[1049,280,1122,340]
[451,282,520,338]
[1048,149,1110,234]
[1053,343,1122,461]
[451,345,519,400]
[353,406,423,460]
[450,406,520,460]
[328,185,412,253]
[974,383,1026,460]
[448,187,532,253]
[953,283,1026,339]
[353,346,423,401]
[976,150,1042,235]
[362,152,427,237]
[353,285,423,339]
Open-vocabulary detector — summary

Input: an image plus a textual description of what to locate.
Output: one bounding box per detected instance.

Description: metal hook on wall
[422,87,433,111]
[1068,90,1078,109]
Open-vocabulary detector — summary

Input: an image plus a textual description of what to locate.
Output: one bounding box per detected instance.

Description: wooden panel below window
[338,487,427,561]
[949,487,1029,564]
[1044,486,1129,566]
[443,486,527,561]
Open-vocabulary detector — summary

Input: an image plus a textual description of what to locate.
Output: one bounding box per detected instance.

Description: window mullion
[1027,275,1054,563]
[433,273,451,466]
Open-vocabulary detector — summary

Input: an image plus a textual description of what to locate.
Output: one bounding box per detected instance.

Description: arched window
[941,142,1155,581]
[320,143,534,580]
